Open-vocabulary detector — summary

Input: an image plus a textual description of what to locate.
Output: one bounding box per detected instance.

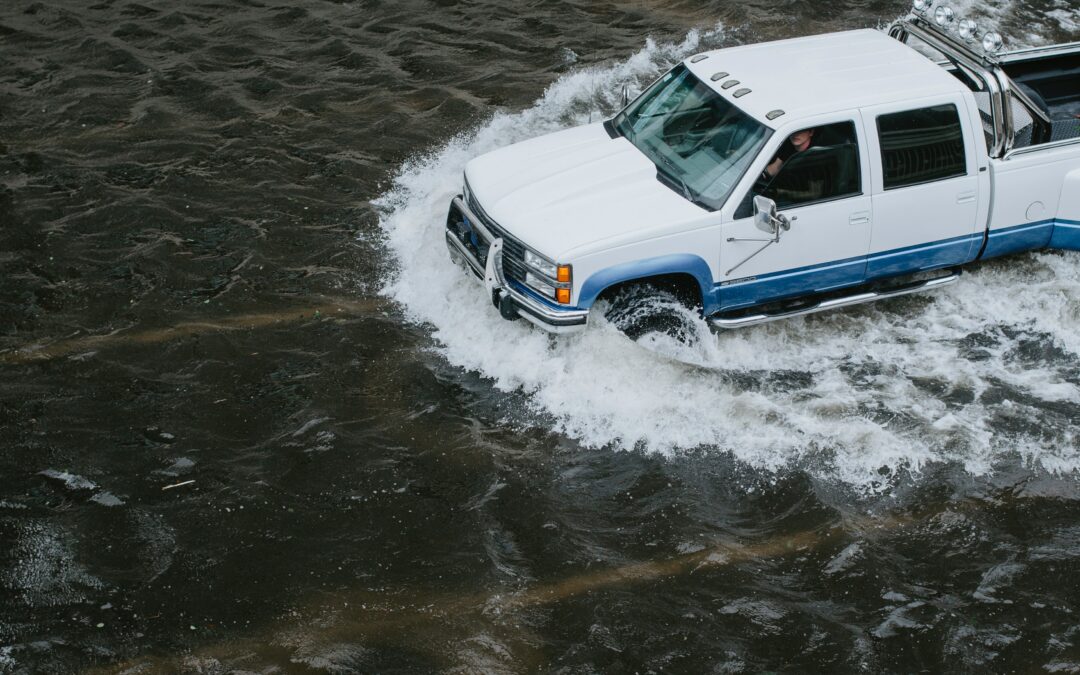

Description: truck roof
[685,29,968,128]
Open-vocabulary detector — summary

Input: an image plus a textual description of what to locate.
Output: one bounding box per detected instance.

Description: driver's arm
[765,156,783,178]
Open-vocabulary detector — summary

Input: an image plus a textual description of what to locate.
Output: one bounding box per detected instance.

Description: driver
[762,127,816,180]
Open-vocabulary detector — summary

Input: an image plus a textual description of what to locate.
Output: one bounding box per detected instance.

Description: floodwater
[2,0,1079,672]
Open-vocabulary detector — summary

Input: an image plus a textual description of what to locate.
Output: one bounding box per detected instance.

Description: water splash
[375,23,1080,489]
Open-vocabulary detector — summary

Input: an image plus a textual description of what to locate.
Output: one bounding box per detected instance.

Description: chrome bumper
[445,196,588,334]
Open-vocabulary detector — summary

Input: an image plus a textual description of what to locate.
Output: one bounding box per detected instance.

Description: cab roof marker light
[733,88,751,98]
[721,79,740,90]
[710,72,729,81]
[690,54,708,63]
[766,109,785,120]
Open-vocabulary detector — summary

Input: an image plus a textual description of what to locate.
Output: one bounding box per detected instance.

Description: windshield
[613,65,771,211]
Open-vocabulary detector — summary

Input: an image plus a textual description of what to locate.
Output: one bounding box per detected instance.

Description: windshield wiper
[613,113,635,142]
[634,105,711,120]
[657,155,694,203]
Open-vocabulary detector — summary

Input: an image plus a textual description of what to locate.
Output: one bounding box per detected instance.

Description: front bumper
[445,196,588,334]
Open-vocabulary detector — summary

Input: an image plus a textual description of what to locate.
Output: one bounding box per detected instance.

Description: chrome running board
[708,272,960,330]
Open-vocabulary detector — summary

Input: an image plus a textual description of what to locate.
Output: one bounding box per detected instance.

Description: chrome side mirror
[753,195,792,237]
[726,196,794,276]
[753,195,778,234]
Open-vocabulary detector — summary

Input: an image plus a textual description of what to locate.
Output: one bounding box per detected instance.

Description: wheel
[600,283,701,342]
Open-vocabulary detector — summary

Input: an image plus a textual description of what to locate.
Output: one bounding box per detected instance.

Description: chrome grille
[466,192,528,285]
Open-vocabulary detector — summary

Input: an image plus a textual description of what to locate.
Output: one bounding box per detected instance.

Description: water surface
[2,0,1079,672]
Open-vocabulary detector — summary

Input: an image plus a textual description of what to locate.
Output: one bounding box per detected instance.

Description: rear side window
[877,104,966,189]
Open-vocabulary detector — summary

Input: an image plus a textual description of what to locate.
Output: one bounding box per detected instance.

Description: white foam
[376,24,1080,490]
[1047,4,1080,34]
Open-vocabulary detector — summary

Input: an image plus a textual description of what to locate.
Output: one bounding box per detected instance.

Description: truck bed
[1003,47,1080,143]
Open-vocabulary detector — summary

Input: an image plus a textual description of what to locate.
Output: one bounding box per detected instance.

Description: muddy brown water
[2,0,1080,672]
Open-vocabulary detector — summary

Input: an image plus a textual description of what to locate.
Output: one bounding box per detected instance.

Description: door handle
[849,211,871,225]
[957,191,976,204]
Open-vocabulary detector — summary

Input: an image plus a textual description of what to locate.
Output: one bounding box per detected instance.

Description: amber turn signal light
[557,265,572,283]
[556,288,571,304]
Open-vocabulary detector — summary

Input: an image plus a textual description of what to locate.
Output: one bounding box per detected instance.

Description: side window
[877,104,966,189]
[734,120,861,218]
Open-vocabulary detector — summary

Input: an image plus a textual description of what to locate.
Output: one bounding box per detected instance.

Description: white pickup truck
[444,4,1080,333]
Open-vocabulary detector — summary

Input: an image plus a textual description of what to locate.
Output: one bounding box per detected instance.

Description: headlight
[518,247,570,302]
[525,272,556,299]
[524,249,558,278]
[523,251,573,304]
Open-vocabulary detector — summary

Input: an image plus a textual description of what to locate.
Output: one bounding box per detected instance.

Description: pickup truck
[444,4,1080,334]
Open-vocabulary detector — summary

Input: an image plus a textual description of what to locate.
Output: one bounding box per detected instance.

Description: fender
[576,254,716,312]
[1050,168,1080,250]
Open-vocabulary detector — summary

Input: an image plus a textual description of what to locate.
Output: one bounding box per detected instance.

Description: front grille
[465,192,528,285]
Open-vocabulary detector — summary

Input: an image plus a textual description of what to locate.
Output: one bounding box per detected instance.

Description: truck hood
[464,123,705,261]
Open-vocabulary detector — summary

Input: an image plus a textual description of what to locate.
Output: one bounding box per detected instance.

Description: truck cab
[444,4,1080,333]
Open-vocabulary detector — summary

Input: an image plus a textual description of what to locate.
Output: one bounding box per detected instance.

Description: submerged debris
[161,480,196,491]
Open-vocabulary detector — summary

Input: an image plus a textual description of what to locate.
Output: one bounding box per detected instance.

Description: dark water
[2,0,1080,672]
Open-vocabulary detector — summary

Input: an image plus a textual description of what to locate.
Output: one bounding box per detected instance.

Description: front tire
[600,284,700,342]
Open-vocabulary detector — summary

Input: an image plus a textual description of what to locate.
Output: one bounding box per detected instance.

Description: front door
[718,116,873,311]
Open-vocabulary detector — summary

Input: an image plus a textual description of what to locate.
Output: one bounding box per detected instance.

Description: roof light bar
[909,3,1006,60]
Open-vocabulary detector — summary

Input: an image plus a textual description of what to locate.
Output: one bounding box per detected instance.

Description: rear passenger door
[862,100,982,279]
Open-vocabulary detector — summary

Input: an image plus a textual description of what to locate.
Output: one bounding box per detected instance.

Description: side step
[708,271,960,330]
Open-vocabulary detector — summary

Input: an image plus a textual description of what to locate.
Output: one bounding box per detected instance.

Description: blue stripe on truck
[716,233,980,310]
[1050,219,1080,250]
[577,218,1078,315]
[865,232,980,279]
[716,254,867,310]
[980,219,1056,259]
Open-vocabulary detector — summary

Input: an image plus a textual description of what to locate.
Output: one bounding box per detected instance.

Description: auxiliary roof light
[934,5,955,27]
[912,0,933,13]
[957,18,979,41]
[981,31,1003,54]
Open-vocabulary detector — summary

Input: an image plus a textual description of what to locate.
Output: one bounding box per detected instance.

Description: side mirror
[725,195,794,275]
[753,195,792,237]
[753,195,779,234]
